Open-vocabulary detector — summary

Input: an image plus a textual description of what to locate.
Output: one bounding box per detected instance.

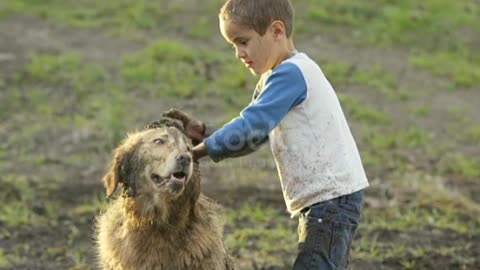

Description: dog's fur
[96,118,235,270]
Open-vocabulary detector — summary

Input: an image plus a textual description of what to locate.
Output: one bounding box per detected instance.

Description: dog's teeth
[172,172,186,179]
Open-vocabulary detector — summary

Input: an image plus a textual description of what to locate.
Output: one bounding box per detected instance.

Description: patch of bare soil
[1,13,478,270]
[0,180,98,270]
[0,14,141,73]
[303,33,480,140]
[374,228,479,269]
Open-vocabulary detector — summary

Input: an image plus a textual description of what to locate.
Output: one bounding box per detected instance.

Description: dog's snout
[176,153,192,166]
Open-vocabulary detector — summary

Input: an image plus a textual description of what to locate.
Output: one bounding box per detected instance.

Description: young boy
[166,0,369,269]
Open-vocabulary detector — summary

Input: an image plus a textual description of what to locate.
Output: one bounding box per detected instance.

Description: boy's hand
[162,109,205,145]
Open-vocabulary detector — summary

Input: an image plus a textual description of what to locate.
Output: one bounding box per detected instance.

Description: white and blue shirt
[205,51,369,217]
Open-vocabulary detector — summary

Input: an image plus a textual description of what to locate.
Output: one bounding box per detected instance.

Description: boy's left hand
[162,109,205,145]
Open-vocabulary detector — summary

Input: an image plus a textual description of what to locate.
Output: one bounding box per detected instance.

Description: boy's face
[219,19,279,75]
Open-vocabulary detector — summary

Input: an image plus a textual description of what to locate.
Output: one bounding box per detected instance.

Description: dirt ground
[1,10,479,270]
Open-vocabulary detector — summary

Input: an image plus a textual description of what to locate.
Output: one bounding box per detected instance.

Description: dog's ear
[103,146,125,198]
[103,142,140,198]
[103,145,132,197]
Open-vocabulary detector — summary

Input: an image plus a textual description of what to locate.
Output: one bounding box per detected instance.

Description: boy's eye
[238,39,248,45]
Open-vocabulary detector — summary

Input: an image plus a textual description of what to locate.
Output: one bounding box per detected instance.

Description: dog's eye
[186,145,192,152]
[153,138,165,145]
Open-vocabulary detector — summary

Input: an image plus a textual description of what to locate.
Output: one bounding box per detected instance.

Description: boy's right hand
[162,109,205,145]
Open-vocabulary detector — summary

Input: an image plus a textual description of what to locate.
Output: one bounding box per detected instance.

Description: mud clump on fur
[95,118,235,270]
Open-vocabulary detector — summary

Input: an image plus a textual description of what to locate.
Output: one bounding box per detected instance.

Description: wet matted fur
[95,118,235,270]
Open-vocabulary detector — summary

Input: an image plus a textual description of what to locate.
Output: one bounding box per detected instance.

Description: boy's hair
[219,0,294,37]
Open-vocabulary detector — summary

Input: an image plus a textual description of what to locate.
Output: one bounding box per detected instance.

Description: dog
[95,118,235,270]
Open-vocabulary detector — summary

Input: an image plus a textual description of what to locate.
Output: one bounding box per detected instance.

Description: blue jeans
[292,190,364,270]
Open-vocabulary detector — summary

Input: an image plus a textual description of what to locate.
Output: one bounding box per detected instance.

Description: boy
[166,0,369,269]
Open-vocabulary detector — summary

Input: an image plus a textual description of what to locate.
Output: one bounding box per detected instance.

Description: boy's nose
[235,48,246,59]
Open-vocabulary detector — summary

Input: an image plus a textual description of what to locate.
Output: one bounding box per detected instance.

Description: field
[0,0,479,269]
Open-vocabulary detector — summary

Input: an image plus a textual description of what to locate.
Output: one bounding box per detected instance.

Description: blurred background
[0,0,479,269]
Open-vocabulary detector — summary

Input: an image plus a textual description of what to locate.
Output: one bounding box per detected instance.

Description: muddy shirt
[205,51,369,217]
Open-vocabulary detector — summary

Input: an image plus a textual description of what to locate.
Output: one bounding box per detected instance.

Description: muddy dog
[95,118,235,270]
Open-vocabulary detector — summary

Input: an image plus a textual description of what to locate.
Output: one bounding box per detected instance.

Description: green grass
[301,0,479,91]
[303,0,478,46]
[439,153,480,178]
[1,0,479,269]
[359,127,432,169]
[71,192,107,216]
[4,0,220,37]
[411,105,432,117]
[6,0,168,29]
[465,126,480,143]
[320,61,352,85]
[0,249,8,268]
[412,49,480,88]
[353,230,469,263]
[0,175,62,227]
[364,206,478,234]
[7,52,137,148]
[121,39,253,109]
[225,203,296,267]
[24,52,108,96]
[121,40,203,98]
[339,94,391,125]
[0,248,23,268]
[7,0,478,93]
[351,66,398,95]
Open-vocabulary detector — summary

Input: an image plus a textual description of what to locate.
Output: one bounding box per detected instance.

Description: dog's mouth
[170,171,187,183]
[151,171,188,191]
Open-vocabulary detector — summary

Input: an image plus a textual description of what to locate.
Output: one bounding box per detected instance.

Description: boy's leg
[292,190,364,270]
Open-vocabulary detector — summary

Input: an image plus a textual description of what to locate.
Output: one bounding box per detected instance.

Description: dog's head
[103,118,197,204]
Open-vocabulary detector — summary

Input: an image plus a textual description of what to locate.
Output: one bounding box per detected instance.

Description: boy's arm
[203,123,217,138]
[205,62,307,162]
[192,141,209,161]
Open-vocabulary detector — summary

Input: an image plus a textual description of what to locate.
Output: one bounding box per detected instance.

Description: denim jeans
[292,190,364,270]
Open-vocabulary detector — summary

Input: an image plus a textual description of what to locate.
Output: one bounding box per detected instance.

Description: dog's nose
[176,153,192,166]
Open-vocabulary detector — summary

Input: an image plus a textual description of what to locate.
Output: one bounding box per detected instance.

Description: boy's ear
[270,20,286,38]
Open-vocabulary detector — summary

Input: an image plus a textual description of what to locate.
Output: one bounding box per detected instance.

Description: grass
[411,104,432,117]
[0,175,39,227]
[225,203,296,267]
[302,0,480,90]
[5,0,479,87]
[351,66,398,94]
[439,153,480,178]
[121,39,253,111]
[339,94,391,125]
[121,39,204,98]
[5,51,140,149]
[1,0,479,269]
[303,0,478,46]
[0,248,23,269]
[465,125,480,143]
[4,0,221,38]
[412,49,480,88]
[364,206,479,234]
[358,126,433,170]
[17,52,109,117]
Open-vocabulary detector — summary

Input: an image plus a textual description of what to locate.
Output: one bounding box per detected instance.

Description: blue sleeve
[205,62,307,162]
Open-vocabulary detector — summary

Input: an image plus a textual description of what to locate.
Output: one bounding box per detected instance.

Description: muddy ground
[1,3,479,270]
